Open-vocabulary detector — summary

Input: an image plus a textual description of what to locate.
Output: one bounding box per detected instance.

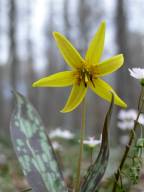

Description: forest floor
[0,137,144,192]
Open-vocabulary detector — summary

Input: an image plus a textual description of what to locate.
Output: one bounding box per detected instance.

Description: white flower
[138,115,144,125]
[117,121,134,130]
[128,68,144,80]
[118,109,137,120]
[52,141,63,151]
[117,109,144,130]
[49,128,74,139]
[83,135,102,148]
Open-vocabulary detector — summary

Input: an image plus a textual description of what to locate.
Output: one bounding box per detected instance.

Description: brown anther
[84,82,87,87]
[91,79,95,87]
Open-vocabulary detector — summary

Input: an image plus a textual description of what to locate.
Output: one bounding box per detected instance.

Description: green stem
[140,124,143,138]
[90,148,94,165]
[75,99,86,192]
[138,86,144,110]
[112,86,144,192]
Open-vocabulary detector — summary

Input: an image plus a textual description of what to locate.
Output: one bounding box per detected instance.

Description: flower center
[76,67,95,87]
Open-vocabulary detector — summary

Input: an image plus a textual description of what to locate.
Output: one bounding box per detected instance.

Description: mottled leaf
[10,91,68,192]
[81,94,114,192]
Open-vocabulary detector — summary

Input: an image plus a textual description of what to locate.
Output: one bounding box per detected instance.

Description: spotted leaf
[10,91,68,192]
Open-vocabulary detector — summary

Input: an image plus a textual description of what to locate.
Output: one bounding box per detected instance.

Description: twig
[112,92,144,192]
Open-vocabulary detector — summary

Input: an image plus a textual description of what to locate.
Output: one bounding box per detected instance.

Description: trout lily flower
[33,21,127,112]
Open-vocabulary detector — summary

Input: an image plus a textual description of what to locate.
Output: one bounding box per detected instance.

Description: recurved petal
[32,71,74,87]
[53,32,84,69]
[61,83,87,113]
[86,21,106,65]
[89,78,127,108]
[94,54,124,77]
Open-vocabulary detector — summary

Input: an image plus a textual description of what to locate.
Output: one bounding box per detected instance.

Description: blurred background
[0,0,144,191]
[0,0,144,138]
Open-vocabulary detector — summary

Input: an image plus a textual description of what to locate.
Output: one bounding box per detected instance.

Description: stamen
[85,75,88,83]
[84,82,87,87]
[77,66,94,88]
[91,79,95,87]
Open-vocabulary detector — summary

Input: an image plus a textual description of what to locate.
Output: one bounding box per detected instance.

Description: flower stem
[74,99,86,192]
[138,85,144,110]
[90,148,94,165]
[112,86,144,192]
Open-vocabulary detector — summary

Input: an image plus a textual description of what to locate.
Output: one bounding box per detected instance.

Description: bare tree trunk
[26,0,38,107]
[0,66,5,134]
[3,0,18,137]
[114,0,137,145]
[78,0,89,54]
[115,0,135,107]
[0,0,5,134]
[41,0,60,129]
[8,0,18,90]
[64,0,70,38]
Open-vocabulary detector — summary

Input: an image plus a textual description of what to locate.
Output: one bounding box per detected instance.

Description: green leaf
[10,91,68,192]
[81,93,114,192]
[136,138,144,148]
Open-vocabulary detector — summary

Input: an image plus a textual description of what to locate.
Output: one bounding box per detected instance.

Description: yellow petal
[53,32,84,69]
[89,78,127,108]
[86,21,106,65]
[61,83,87,113]
[94,54,124,77]
[32,71,74,87]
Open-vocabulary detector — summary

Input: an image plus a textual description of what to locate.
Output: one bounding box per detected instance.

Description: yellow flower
[33,21,127,113]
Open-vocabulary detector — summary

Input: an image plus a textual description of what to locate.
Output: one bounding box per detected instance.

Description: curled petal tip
[122,102,127,108]
[119,54,124,62]
[60,104,77,113]
[117,99,127,108]
[32,82,38,87]
[60,109,66,113]
[53,31,60,38]
[60,108,71,113]
[101,20,106,26]
[100,20,106,30]
[112,91,127,108]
